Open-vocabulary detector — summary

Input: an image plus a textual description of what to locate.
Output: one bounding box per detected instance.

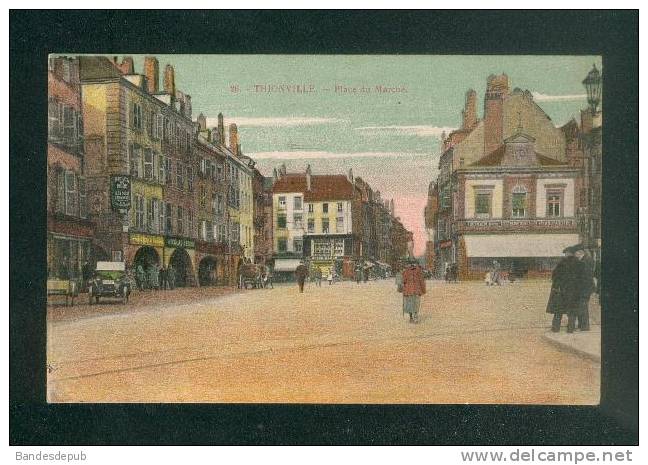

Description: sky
[125,55,601,256]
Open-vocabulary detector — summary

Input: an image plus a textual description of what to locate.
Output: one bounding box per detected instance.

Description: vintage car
[88,261,132,304]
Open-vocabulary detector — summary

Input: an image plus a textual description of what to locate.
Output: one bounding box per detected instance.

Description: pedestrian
[159,265,168,290]
[546,245,590,333]
[327,272,334,285]
[491,260,501,286]
[167,264,176,290]
[484,271,493,286]
[574,247,595,331]
[147,263,159,290]
[397,257,426,323]
[314,267,322,287]
[81,260,92,292]
[295,260,309,293]
[136,263,146,291]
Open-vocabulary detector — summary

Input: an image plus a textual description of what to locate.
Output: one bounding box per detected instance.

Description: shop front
[164,236,197,287]
[47,214,95,280]
[196,241,228,286]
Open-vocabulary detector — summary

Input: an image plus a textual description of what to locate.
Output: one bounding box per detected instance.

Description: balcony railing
[454,217,578,233]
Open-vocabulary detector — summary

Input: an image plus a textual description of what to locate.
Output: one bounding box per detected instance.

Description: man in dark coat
[295,261,309,293]
[547,245,594,333]
[574,248,595,331]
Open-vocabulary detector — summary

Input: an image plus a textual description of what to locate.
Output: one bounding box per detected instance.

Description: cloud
[205,116,347,128]
[246,151,433,160]
[531,92,587,102]
[354,125,456,138]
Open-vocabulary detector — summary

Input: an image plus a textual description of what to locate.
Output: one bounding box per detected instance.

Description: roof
[470,145,566,167]
[272,174,354,201]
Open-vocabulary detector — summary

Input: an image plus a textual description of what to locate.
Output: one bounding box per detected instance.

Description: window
[547,192,562,217]
[293,213,303,229]
[307,203,314,213]
[135,194,144,229]
[165,158,172,185]
[187,165,193,192]
[511,188,527,218]
[159,202,166,234]
[294,196,303,210]
[322,218,330,234]
[176,162,184,190]
[322,203,329,213]
[165,202,173,234]
[48,98,61,140]
[146,198,155,232]
[65,170,78,216]
[176,206,184,235]
[336,217,344,233]
[187,209,194,237]
[144,149,154,180]
[130,144,142,178]
[278,196,286,209]
[163,117,170,141]
[294,238,303,253]
[217,194,224,214]
[206,220,214,241]
[475,192,491,218]
[200,220,207,241]
[337,202,343,212]
[211,193,217,213]
[441,187,451,209]
[63,106,76,142]
[200,186,207,208]
[131,102,143,130]
[277,214,287,229]
[307,219,315,233]
[79,177,87,219]
[158,155,166,184]
[278,238,287,253]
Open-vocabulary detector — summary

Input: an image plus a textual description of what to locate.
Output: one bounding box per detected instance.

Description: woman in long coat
[397,260,427,323]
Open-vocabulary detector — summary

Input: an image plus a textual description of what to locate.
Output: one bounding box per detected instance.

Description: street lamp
[582,64,602,114]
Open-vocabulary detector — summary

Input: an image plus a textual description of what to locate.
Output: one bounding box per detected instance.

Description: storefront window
[47,235,89,280]
[511,192,527,218]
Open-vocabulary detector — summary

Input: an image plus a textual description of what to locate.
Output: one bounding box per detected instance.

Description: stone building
[252,170,274,266]
[47,57,95,280]
[194,114,231,286]
[430,74,584,279]
[79,56,199,286]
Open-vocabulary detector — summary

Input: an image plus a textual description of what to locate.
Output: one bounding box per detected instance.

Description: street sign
[165,237,195,249]
[111,175,131,210]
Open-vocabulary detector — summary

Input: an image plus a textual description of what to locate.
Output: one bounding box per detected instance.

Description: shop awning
[463,234,580,258]
[273,259,302,272]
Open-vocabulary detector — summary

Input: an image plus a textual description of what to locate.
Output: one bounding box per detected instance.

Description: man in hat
[547,244,593,333]
[295,260,309,293]
[397,257,426,323]
[573,245,595,331]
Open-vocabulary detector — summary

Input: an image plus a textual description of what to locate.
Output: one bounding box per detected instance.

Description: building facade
[79,56,205,286]
[430,74,584,279]
[47,57,95,280]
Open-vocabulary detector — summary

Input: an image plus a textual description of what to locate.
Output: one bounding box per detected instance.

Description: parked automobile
[88,261,132,304]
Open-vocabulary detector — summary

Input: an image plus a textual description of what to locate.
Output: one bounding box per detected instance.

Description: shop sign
[129,233,164,248]
[166,237,195,249]
[110,175,131,210]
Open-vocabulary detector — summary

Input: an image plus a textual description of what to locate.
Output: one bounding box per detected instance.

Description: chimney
[273,167,279,181]
[462,89,477,130]
[390,199,395,216]
[197,113,206,131]
[281,163,287,176]
[347,168,354,183]
[143,57,159,93]
[121,57,134,74]
[163,64,176,96]
[229,123,239,155]
[305,164,312,191]
[483,73,510,156]
[217,113,225,145]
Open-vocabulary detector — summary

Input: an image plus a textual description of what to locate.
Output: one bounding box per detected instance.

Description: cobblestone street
[47,279,600,404]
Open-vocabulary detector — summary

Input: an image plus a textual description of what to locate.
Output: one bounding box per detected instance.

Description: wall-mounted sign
[110,175,131,210]
[165,237,195,249]
[129,233,164,248]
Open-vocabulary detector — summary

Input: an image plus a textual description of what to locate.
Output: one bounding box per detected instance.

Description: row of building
[47,55,413,287]
[424,70,602,279]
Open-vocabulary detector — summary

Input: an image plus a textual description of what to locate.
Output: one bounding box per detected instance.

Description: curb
[541,331,601,363]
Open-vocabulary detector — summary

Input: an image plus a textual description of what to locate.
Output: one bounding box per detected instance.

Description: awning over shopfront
[273,258,302,272]
[463,234,580,258]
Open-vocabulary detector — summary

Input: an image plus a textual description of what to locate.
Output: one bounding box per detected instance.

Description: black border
[10,10,638,445]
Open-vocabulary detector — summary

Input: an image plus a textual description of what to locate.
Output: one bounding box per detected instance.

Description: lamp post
[581,64,603,269]
[582,63,602,115]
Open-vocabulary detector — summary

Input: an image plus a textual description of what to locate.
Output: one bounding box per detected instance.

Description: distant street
[47,279,600,404]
